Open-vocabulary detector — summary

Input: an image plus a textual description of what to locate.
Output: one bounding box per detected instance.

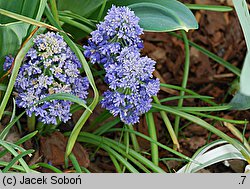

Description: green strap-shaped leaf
[35,93,92,112]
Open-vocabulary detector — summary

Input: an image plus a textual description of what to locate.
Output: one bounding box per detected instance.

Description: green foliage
[0,0,46,75]
[229,0,250,110]
[109,0,198,32]
[36,93,91,112]
[128,2,197,32]
[57,0,105,17]
[178,140,247,173]
[57,0,198,39]
[0,0,249,173]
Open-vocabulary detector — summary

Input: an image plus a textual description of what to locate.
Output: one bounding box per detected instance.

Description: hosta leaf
[109,0,198,32]
[57,0,105,17]
[57,0,198,38]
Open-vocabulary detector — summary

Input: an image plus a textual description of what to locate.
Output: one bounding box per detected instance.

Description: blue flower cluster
[84,5,143,65]
[5,32,89,125]
[84,5,160,124]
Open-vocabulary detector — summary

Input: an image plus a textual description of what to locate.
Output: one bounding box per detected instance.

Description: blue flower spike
[84,5,160,125]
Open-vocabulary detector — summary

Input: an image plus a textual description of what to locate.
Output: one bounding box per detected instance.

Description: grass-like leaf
[145,112,159,166]
[36,93,91,112]
[0,139,32,173]
[2,149,34,173]
[169,32,241,76]
[152,103,250,163]
[0,8,60,32]
[185,4,233,12]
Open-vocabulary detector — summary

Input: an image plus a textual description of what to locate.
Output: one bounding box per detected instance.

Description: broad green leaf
[57,0,105,17]
[0,0,46,75]
[57,0,103,40]
[0,31,35,120]
[232,0,250,51]
[0,21,29,74]
[109,0,198,32]
[128,2,197,32]
[0,0,41,24]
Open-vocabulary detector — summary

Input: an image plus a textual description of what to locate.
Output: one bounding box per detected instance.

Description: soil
[1,0,250,173]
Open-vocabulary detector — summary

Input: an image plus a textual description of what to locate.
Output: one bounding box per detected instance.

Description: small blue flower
[14,32,90,125]
[3,56,14,71]
[104,47,157,92]
[84,5,143,65]
[85,5,161,125]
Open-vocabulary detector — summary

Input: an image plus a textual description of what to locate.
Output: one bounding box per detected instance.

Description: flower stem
[97,0,107,21]
[145,112,159,166]
[126,124,140,152]
[153,96,180,150]
[49,0,60,25]
[174,30,190,137]
[122,126,130,172]
[27,113,36,132]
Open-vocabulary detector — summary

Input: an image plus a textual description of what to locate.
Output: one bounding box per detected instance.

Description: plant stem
[109,153,122,173]
[174,30,190,137]
[146,112,159,166]
[59,16,93,34]
[27,114,36,132]
[68,153,82,173]
[153,96,180,150]
[126,124,140,152]
[97,0,107,21]
[122,126,130,173]
[49,0,60,25]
